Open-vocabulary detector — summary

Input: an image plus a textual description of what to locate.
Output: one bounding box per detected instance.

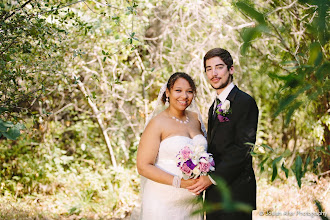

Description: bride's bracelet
[172,175,181,188]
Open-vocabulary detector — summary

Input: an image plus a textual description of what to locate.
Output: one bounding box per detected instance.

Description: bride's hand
[180,178,199,189]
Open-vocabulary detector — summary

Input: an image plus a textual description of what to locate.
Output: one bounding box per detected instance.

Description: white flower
[220,100,230,113]
[192,166,201,176]
[194,145,204,153]
[201,152,209,158]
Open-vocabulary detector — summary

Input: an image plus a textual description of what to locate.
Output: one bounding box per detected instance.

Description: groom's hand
[187,175,212,195]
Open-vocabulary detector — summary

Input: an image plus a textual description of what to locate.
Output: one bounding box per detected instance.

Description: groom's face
[205,57,234,94]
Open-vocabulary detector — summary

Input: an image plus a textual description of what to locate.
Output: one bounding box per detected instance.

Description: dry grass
[253,173,329,220]
[0,172,328,220]
[0,165,139,220]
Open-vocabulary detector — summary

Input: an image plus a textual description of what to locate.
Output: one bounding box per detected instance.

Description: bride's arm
[137,118,196,188]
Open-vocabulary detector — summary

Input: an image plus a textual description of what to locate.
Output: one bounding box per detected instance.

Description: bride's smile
[177,100,188,106]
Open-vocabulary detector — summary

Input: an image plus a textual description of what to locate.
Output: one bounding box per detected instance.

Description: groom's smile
[211,77,221,83]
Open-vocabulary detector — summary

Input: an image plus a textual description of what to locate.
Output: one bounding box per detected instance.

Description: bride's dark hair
[161,72,196,104]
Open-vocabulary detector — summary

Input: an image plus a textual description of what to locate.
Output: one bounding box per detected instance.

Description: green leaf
[314,200,329,220]
[274,84,312,118]
[281,162,289,178]
[0,120,8,132]
[240,27,261,54]
[271,156,283,181]
[313,157,321,169]
[0,120,14,128]
[303,155,311,175]
[308,42,323,66]
[14,123,25,130]
[235,2,266,24]
[250,151,258,156]
[92,91,96,99]
[285,101,303,125]
[260,157,268,173]
[0,107,8,114]
[261,144,274,152]
[315,62,330,81]
[292,155,303,188]
[2,127,21,140]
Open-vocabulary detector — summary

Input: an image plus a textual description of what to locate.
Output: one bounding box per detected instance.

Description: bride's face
[166,77,194,111]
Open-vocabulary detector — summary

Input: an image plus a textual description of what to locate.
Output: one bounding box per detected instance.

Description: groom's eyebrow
[215,64,225,67]
[206,63,225,69]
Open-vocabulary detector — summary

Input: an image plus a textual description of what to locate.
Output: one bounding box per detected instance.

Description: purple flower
[185,159,197,170]
[216,104,223,112]
[218,114,229,122]
[210,159,215,167]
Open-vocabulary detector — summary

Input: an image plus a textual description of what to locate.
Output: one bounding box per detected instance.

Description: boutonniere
[215,100,231,122]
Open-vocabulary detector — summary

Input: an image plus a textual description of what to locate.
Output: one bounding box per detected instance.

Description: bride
[136,72,208,220]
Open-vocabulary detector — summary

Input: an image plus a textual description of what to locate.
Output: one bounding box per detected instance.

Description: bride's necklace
[170,114,189,124]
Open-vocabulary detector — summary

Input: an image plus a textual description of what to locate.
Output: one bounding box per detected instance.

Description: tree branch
[2,0,33,21]
[266,0,297,16]
[251,44,291,74]
[38,0,86,15]
[72,72,117,167]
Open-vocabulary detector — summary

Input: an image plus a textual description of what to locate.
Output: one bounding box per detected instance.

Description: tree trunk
[72,73,117,167]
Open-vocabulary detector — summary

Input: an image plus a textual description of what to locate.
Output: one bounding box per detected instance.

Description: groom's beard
[211,75,231,90]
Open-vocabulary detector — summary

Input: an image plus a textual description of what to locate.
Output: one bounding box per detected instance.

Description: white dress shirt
[213,82,235,113]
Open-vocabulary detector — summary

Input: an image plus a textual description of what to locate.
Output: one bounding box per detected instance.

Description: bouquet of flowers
[176,144,215,180]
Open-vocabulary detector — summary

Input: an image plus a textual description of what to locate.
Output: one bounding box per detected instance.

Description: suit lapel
[209,86,239,143]
[207,101,215,143]
[226,85,239,103]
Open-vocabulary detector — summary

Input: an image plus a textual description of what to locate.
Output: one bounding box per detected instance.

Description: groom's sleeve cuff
[208,175,217,185]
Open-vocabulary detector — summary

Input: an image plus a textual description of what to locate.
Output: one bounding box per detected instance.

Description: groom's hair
[203,48,233,71]
[162,72,196,104]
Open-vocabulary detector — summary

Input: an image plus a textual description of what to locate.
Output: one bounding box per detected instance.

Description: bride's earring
[165,97,169,107]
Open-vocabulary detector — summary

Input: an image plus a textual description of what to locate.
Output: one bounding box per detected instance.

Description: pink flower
[199,162,210,173]
[180,163,192,176]
[180,146,193,160]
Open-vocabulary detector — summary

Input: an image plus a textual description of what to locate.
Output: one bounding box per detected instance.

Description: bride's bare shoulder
[145,111,168,130]
[186,110,198,120]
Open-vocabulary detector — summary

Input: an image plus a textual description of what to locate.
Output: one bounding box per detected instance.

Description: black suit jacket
[206,86,258,218]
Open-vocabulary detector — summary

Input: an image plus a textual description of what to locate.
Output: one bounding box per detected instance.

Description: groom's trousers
[206,211,252,220]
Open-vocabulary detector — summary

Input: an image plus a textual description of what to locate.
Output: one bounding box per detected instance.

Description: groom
[188,48,258,220]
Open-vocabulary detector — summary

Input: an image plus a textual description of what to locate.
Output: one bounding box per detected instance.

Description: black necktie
[212,98,221,120]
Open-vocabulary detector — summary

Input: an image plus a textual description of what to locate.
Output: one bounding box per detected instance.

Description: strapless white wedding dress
[139,134,207,220]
